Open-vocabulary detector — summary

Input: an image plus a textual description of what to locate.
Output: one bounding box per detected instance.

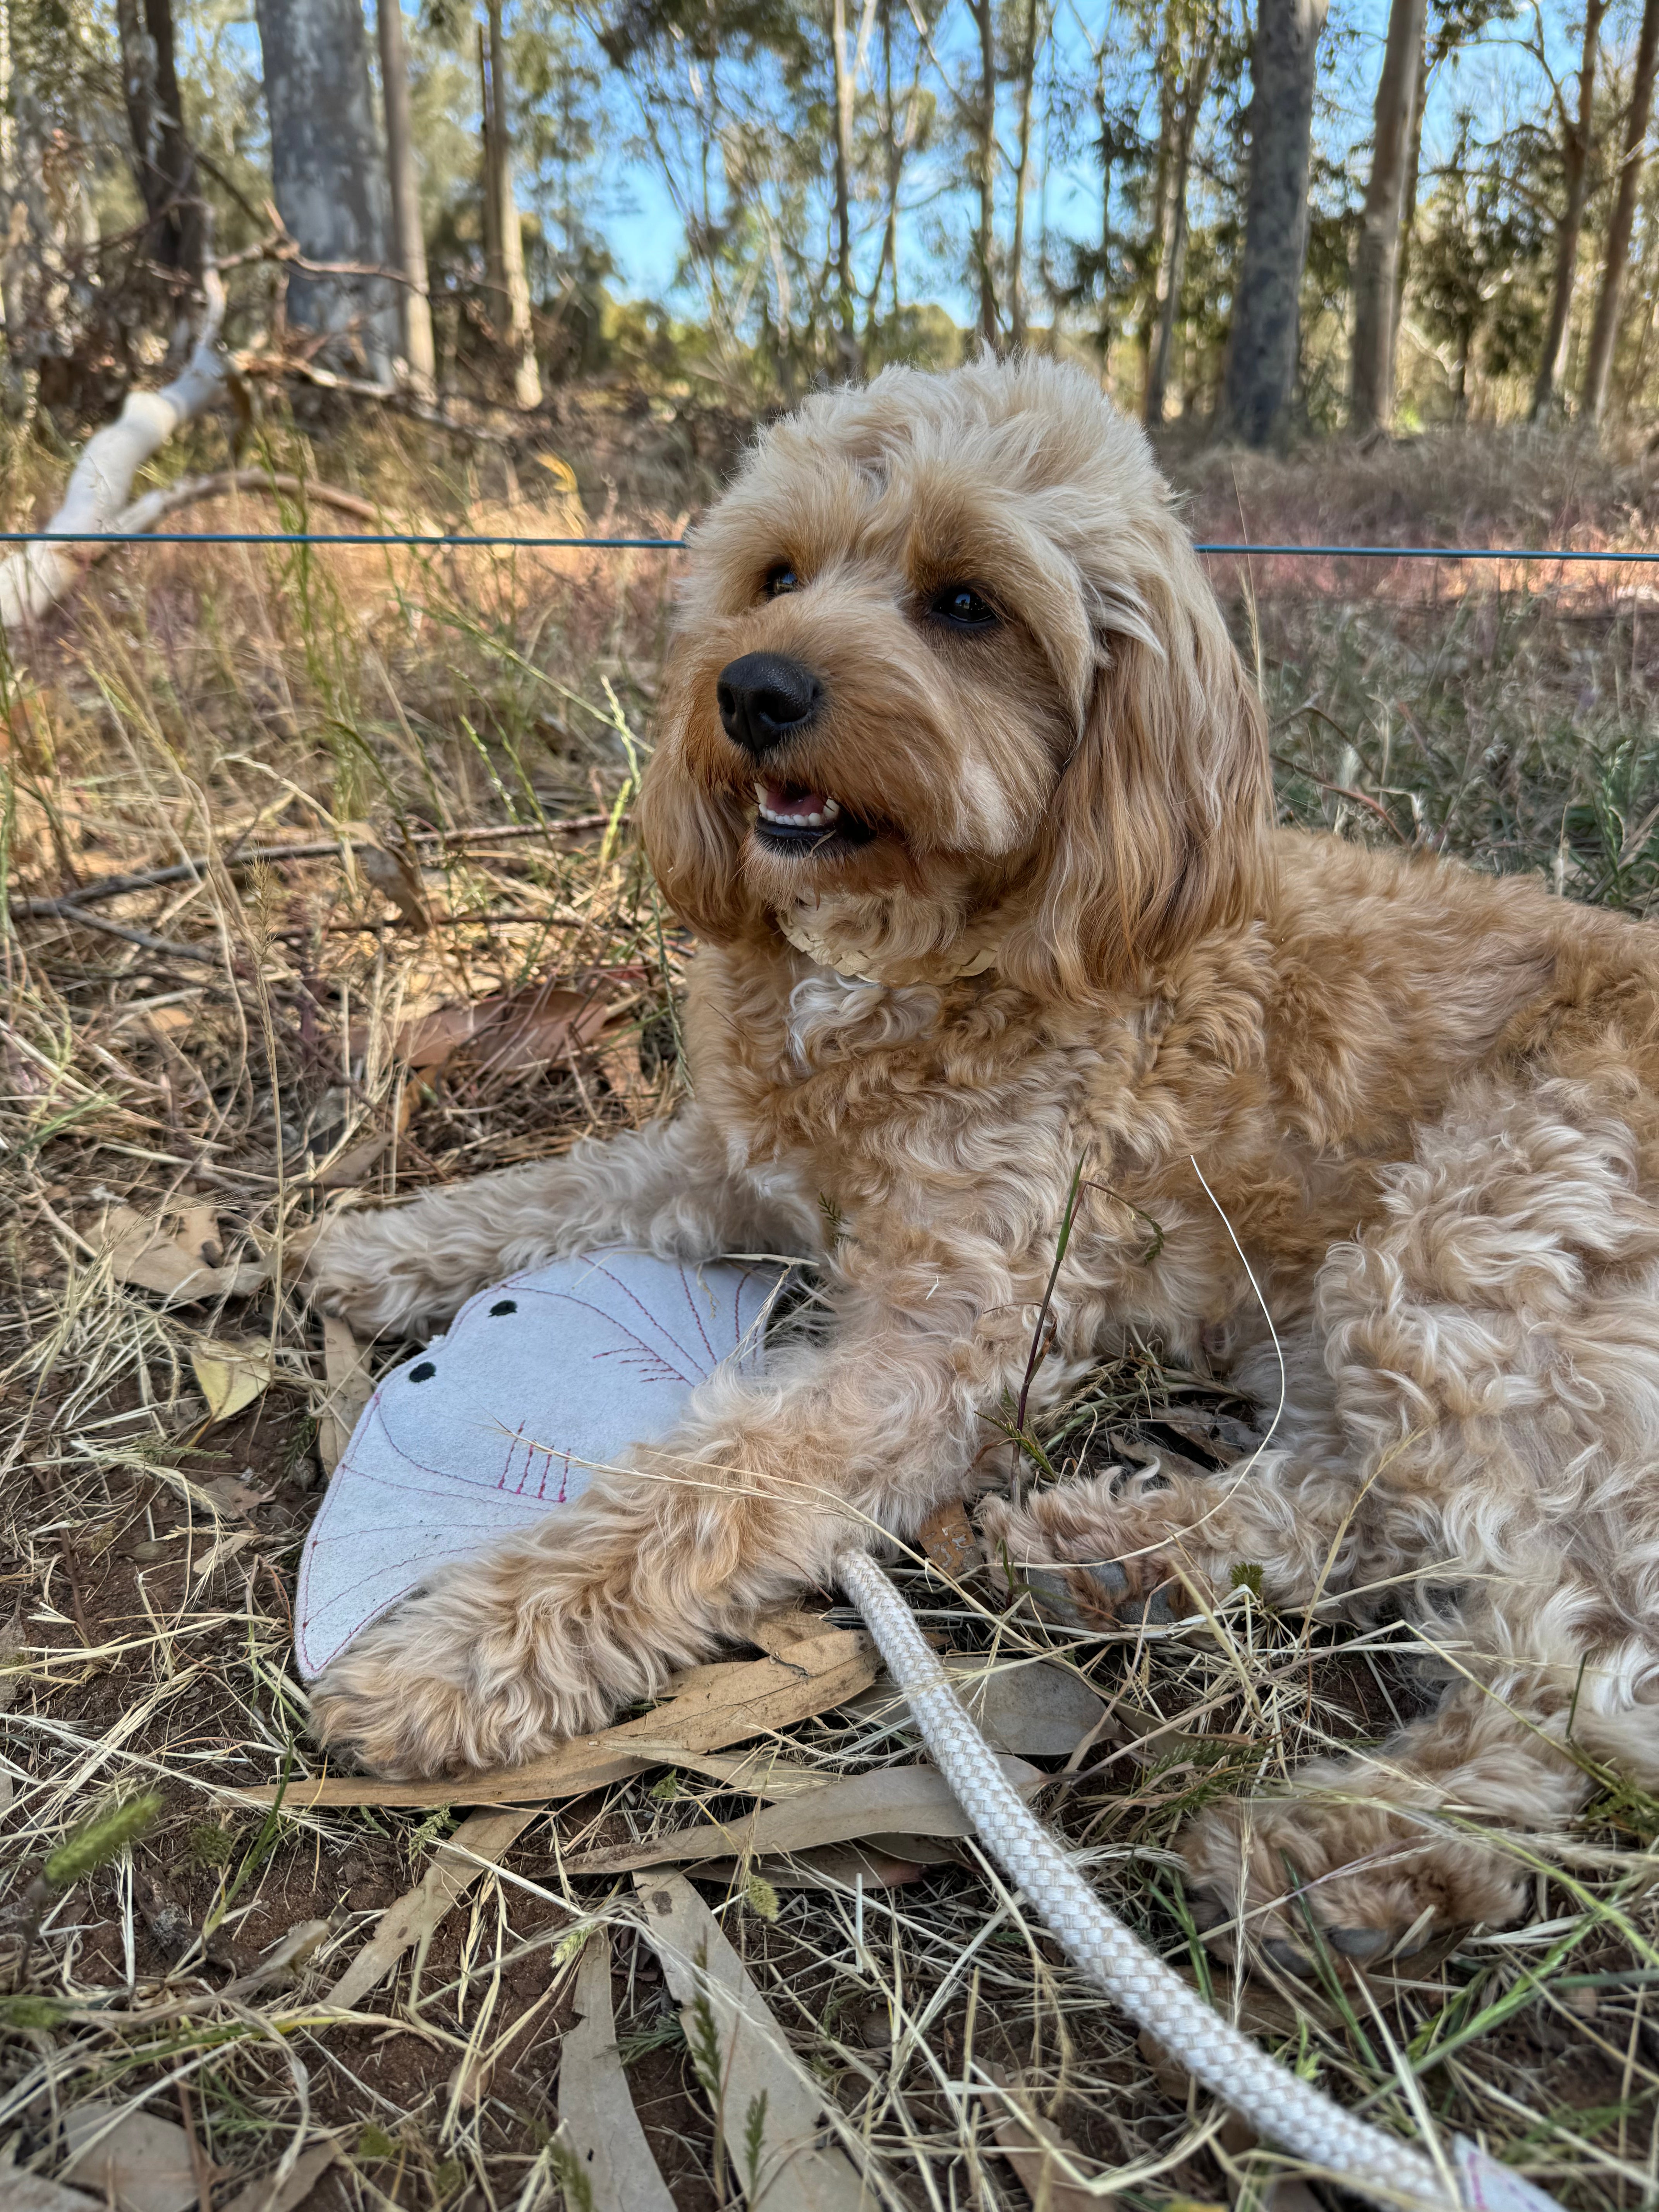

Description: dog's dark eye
[765,564,799,598]
[929,584,996,629]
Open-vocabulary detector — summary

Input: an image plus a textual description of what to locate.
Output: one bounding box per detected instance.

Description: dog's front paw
[979,1478,1194,1628]
[305,1208,469,1340]
[308,1575,632,1779]
[1180,1791,1528,1977]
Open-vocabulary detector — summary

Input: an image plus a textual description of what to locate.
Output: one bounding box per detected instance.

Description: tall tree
[255,0,395,371]
[1222,0,1326,444]
[1350,0,1427,432]
[970,0,998,345]
[1008,0,1045,345]
[1581,0,1659,419]
[376,0,435,393]
[862,0,927,363]
[1144,2,1216,426]
[1531,0,1609,419]
[479,0,542,407]
[830,0,877,367]
[115,0,203,291]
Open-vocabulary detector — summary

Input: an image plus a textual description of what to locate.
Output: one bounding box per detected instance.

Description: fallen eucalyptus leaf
[199,1473,271,1518]
[325,1808,532,2010]
[216,2143,339,2212]
[979,2064,1103,2212]
[561,1755,1039,1877]
[1,2177,102,2212]
[316,1315,373,1476]
[189,1340,277,1425]
[635,1870,871,2211]
[101,1205,265,1304]
[60,2104,210,2212]
[555,1929,676,2212]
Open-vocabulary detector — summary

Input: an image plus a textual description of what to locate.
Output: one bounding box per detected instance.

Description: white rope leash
[837,1546,1463,2212]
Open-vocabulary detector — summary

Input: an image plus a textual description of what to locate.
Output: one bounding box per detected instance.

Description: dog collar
[775,908,1002,984]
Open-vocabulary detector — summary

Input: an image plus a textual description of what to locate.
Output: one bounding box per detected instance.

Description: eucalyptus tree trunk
[376,0,435,393]
[479,0,541,408]
[115,0,202,289]
[1222,0,1326,445]
[862,0,921,365]
[1008,0,1042,345]
[1092,38,1116,372]
[832,0,856,356]
[255,0,394,375]
[1532,0,1609,420]
[970,0,999,347]
[1145,26,1214,426]
[1582,0,1659,421]
[1392,38,1429,363]
[1349,0,1426,433]
[1139,63,1175,400]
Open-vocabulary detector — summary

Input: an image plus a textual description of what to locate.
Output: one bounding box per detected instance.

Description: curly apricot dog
[310,354,1659,1970]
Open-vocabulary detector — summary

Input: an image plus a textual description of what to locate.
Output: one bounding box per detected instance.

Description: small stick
[8,814,625,917]
[21,904,220,963]
[175,2080,216,2212]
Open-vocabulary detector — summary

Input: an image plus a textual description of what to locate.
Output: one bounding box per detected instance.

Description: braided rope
[836,1547,1459,2211]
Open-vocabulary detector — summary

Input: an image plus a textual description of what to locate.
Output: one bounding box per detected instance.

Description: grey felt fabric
[295,1248,788,1679]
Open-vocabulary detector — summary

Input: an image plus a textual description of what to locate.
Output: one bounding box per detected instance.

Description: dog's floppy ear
[1003,545,1273,998]
[635,747,756,945]
[635,645,763,944]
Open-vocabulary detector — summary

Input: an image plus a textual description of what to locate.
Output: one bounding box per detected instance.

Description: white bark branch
[0,263,227,632]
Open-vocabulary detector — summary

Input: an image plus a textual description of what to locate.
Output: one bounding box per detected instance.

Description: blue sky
[586,0,1629,322]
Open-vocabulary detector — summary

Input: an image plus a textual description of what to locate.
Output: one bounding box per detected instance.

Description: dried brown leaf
[325,1808,534,2009]
[357,839,431,931]
[60,2106,210,2212]
[636,1870,872,2211]
[979,2065,1104,2212]
[189,1340,276,1425]
[101,1206,265,1304]
[215,2144,339,2212]
[244,1626,879,1810]
[560,1754,1039,1876]
[316,1316,373,1476]
[556,1929,677,2212]
[1,2177,103,2212]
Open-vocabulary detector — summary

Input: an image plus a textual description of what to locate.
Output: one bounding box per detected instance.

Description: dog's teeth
[753,786,843,831]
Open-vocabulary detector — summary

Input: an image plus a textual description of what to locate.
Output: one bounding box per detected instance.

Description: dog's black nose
[716,653,823,757]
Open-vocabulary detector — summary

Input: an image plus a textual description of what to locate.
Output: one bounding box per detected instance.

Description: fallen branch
[116,469,385,532]
[19,904,221,964]
[0,266,228,632]
[8,815,623,918]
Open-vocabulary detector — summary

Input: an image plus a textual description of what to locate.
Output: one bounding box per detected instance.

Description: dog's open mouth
[752,780,876,854]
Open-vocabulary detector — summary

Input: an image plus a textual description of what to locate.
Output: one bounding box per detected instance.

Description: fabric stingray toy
[295,1247,789,1680]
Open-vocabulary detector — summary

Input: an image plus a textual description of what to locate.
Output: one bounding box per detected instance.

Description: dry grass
[4,411,1659,2212]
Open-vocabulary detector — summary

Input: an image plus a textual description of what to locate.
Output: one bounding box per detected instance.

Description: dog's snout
[716,652,824,757]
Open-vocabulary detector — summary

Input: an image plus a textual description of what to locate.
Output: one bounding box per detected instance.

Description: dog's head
[638,354,1271,997]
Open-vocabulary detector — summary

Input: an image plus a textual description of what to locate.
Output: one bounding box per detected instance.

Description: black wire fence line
[11,528,1659,560]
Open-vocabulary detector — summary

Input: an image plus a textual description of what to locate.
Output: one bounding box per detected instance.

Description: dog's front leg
[308,1254,1029,1777]
[309,1107,814,1338]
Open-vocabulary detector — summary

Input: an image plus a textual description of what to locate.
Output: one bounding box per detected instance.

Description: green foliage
[0,1994,73,2030]
[546,2137,596,2212]
[42,1793,163,1889]
[741,2089,769,2197]
[743,1870,781,1921]
[187,1822,237,1869]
